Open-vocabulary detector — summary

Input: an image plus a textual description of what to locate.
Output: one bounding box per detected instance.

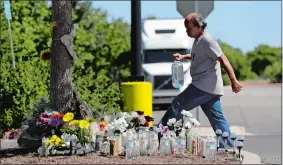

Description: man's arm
[204,37,242,93]
[173,53,191,60]
[183,54,191,60]
[217,55,237,82]
[217,55,242,93]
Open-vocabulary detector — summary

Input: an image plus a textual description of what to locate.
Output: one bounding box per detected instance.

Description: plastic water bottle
[126,132,134,159]
[149,133,159,156]
[172,60,184,88]
[205,136,216,160]
[177,134,186,154]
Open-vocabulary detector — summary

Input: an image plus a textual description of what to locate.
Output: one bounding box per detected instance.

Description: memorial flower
[62,112,74,122]
[159,124,168,135]
[190,118,200,126]
[79,120,90,129]
[50,117,65,129]
[181,110,193,118]
[99,121,109,132]
[167,118,176,126]
[69,120,79,126]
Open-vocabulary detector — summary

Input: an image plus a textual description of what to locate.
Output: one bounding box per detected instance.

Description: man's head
[184,13,207,38]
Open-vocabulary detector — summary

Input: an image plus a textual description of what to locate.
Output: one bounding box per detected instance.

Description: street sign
[177,0,214,19]
[3,1,12,20]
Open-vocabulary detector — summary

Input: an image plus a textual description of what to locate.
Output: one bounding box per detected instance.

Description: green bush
[247,44,281,76]
[0,1,51,131]
[263,61,282,83]
[222,74,231,86]
[219,41,257,81]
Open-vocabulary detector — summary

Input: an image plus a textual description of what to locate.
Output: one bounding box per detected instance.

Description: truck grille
[153,75,174,90]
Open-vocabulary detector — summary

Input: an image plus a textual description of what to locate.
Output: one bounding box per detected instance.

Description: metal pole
[194,0,200,122]
[131,0,142,78]
[7,19,15,69]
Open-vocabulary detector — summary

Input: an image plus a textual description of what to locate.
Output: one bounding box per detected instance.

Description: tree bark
[50,0,73,113]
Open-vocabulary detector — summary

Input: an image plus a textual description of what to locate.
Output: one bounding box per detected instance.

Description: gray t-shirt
[190,31,224,96]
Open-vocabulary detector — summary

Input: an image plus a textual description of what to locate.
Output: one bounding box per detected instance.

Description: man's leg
[157,84,216,126]
[200,97,234,148]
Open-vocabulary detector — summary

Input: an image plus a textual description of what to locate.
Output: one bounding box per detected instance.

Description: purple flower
[50,118,65,129]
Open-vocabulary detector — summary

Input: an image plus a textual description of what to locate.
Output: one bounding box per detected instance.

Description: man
[158,13,242,148]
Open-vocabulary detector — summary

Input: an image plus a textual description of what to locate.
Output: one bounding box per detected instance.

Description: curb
[242,150,262,164]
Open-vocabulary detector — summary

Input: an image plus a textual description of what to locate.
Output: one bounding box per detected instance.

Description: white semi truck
[141,18,195,109]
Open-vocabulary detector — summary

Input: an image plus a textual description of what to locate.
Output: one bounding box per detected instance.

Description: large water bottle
[172,60,184,88]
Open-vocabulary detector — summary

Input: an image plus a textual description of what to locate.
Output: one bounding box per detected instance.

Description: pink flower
[104,131,108,137]
[159,124,168,135]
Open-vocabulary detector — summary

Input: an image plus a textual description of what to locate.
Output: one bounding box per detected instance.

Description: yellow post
[121,82,153,127]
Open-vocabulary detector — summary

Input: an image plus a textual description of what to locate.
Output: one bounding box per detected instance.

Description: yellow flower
[69,120,79,126]
[55,138,61,146]
[51,135,59,142]
[63,112,74,122]
[79,120,90,129]
[45,139,51,149]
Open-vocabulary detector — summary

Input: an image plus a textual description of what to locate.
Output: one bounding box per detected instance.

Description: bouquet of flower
[166,110,200,137]
[107,116,129,135]
[125,111,154,129]
[59,112,96,148]
[37,112,65,130]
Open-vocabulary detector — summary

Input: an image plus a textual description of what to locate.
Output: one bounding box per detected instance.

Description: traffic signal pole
[130,0,143,81]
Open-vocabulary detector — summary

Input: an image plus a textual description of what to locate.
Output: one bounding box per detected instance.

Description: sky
[91,1,281,54]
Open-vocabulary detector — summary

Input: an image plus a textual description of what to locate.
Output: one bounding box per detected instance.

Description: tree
[247,44,281,76]
[263,61,282,83]
[50,1,74,113]
[218,40,257,85]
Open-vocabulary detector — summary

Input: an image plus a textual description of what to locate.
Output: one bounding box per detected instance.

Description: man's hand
[173,53,190,60]
[231,80,242,93]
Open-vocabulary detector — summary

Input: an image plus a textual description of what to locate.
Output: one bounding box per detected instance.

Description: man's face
[184,20,198,38]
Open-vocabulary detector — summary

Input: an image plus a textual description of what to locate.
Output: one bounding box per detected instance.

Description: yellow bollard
[121,82,153,127]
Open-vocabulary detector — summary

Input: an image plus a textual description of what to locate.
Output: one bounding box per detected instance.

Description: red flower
[41,114,48,118]
[144,116,154,122]
[136,110,144,115]
[144,121,149,127]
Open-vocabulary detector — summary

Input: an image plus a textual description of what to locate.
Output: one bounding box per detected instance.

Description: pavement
[153,84,282,164]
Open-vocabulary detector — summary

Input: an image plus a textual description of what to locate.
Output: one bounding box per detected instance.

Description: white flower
[139,115,146,125]
[130,111,139,118]
[116,112,124,118]
[184,121,192,129]
[181,110,193,118]
[167,118,176,126]
[183,116,191,124]
[190,118,200,126]
[116,112,130,119]
[125,116,134,124]
[174,119,182,128]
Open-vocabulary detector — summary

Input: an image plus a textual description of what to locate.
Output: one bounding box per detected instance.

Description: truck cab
[141,18,194,109]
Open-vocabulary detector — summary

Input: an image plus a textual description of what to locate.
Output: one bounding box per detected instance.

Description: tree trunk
[50,0,73,113]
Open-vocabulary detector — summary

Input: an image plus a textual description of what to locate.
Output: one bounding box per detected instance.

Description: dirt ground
[1,150,241,164]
